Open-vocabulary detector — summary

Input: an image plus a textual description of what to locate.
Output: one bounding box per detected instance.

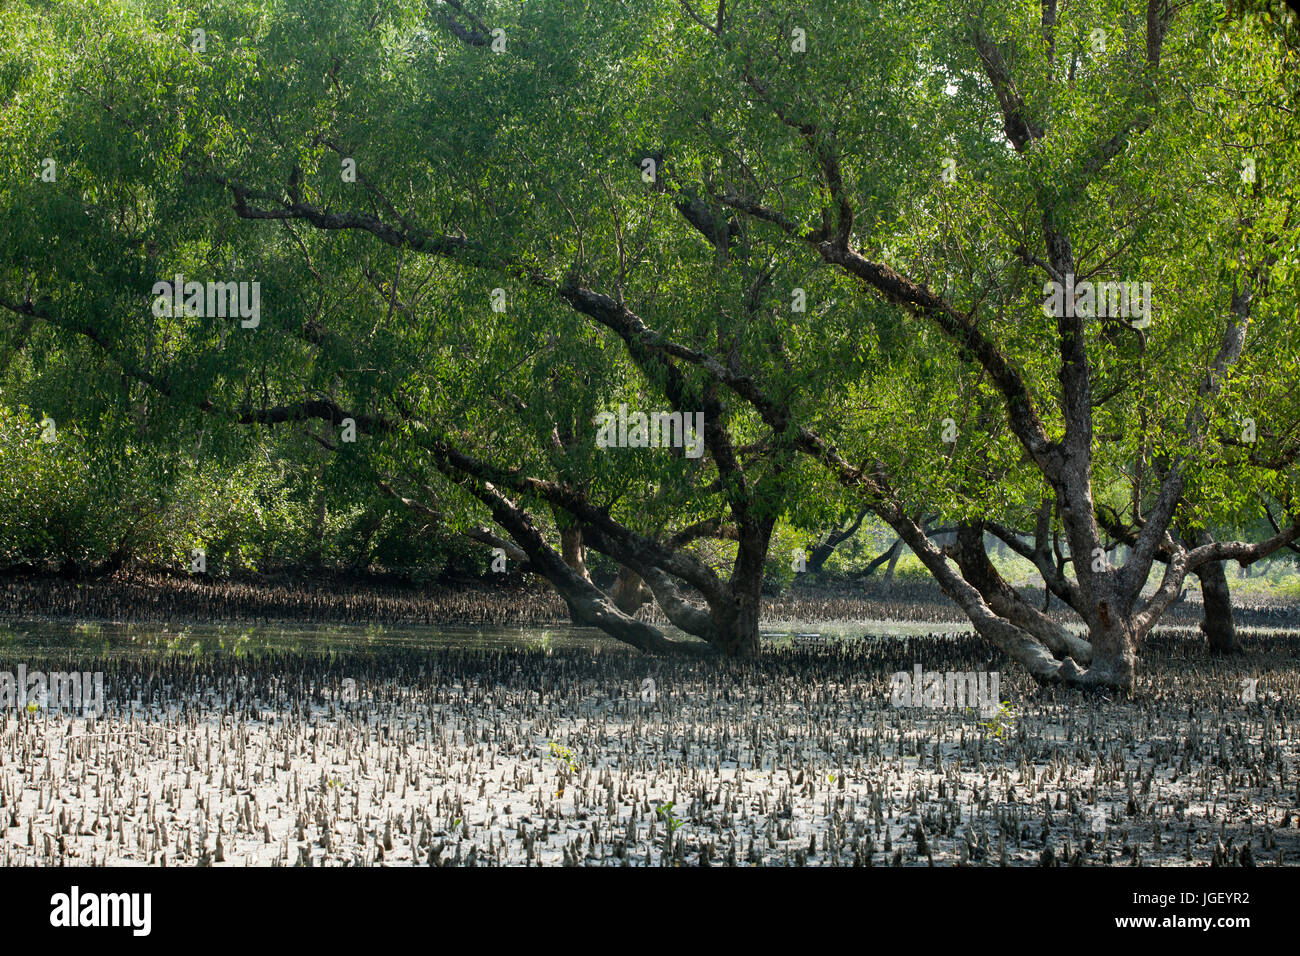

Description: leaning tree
[4,0,1299,687]
[0,0,834,656]
[637,0,1300,690]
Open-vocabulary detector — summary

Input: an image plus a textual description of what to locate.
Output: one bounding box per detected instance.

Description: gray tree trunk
[1196,559,1238,653]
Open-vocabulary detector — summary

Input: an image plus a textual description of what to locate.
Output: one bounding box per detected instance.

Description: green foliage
[548,740,578,773]
[0,0,1296,625]
[655,800,684,833]
[0,399,141,572]
[978,702,1019,742]
[0,389,465,577]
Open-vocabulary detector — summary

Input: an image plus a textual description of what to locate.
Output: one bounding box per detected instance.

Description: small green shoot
[548,740,578,773]
[655,801,685,833]
[978,702,1019,740]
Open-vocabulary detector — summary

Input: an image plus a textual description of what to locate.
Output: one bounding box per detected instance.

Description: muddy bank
[1,629,1297,866]
[4,571,1298,631]
[0,572,572,628]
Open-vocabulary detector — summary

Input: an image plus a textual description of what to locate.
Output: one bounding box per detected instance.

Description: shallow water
[0,617,987,661]
[0,619,614,658]
[1,619,1297,866]
[8,615,1300,666]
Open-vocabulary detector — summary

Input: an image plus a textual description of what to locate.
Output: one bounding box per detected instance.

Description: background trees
[636,0,1300,688]
[1,0,1297,685]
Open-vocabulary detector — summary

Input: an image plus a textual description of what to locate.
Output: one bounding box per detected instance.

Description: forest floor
[0,617,1297,866]
[4,567,1300,630]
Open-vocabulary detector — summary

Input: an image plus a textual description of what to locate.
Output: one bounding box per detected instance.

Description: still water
[0,617,974,660]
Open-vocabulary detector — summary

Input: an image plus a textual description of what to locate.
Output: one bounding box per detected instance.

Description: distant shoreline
[2,569,1298,631]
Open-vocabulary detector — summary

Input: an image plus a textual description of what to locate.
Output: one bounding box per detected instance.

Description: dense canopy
[3,0,1299,691]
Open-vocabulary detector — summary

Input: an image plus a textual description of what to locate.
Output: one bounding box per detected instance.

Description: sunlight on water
[0,617,988,660]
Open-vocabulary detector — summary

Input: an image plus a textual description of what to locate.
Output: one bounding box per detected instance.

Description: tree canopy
[2,0,1299,689]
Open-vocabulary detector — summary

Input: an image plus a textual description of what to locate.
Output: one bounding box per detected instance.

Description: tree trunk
[347,507,384,573]
[882,540,902,592]
[560,523,591,583]
[886,511,1098,686]
[1196,559,1238,653]
[1082,589,1137,694]
[952,523,1092,664]
[856,538,900,579]
[448,478,709,656]
[806,540,835,574]
[706,523,770,656]
[643,568,718,640]
[552,521,593,625]
[561,580,707,655]
[711,581,762,656]
[807,508,868,574]
[308,463,328,566]
[1178,528,1238,654]
[611,566,652,614]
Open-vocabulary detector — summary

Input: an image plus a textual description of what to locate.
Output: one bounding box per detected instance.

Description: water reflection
[0,618,974,661]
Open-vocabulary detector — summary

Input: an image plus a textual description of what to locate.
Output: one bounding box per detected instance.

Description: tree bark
[1080,584,1138,694]
[560,523,591,583]
[611,566,653,614]
[886,511,1105,686]
[882,539,902,592]
[952,523,1092,665]
[643,568,718,641]
[428,456,709,656]
[705,521,771,656]
[1177,527,1238,653]
[1195,558,1238,653]
[807,508,868,573]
